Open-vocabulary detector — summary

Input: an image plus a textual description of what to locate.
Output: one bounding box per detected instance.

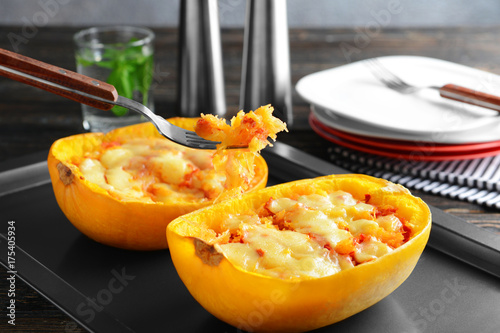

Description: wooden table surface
[1,26,499,332]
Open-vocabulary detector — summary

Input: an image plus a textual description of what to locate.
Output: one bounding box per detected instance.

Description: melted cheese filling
[213,191,408,279]
[78,138,227,203]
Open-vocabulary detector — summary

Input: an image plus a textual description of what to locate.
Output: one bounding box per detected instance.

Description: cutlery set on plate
[297,55,500,161]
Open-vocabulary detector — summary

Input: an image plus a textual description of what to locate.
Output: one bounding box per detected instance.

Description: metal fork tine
[367,60,395,87]
[366,58,419,94]
[184,133,219,149]
[366,60,388,84]
[184,131,251,150]
[184,141,218,150]
[372,59,404,85]
[147,112,222,149]
[184,131,214,142]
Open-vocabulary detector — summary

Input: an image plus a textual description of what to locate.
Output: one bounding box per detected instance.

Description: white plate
[296,55,500,138]
[311,105,500,144]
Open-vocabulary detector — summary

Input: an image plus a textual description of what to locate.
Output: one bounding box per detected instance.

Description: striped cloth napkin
[328,145,500,209]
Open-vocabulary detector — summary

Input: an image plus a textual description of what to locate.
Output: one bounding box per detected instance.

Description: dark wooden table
[1,26,499,332]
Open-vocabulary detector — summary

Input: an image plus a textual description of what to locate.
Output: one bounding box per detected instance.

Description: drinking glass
[74,26,155,132]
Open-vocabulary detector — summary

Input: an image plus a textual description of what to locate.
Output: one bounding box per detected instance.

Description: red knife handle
[0,48,117,110]
[439,84,500,112]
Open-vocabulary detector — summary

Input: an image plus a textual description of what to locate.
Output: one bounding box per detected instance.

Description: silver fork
[0,48,231,150]
[365,58,500,112]
[94,94,221,149]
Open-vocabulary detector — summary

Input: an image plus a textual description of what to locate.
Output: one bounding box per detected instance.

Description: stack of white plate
[297,56,500,161]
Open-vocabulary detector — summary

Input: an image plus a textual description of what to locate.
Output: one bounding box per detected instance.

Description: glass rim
[73,25,155,49]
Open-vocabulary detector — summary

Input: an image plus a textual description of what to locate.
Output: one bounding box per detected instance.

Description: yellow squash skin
[167,174,432,332]
[47,118,268,251]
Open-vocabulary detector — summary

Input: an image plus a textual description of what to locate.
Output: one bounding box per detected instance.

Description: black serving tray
[1,142,499,333]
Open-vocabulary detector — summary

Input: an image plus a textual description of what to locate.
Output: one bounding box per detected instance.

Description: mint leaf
[78,38,154,117]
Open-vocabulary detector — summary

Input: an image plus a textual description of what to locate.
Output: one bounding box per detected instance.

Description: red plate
[309,113,500,161]
[310,113,500,153]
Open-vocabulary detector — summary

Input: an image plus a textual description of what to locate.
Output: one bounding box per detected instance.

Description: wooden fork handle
[439,84,500,112]
[0,48,117,110]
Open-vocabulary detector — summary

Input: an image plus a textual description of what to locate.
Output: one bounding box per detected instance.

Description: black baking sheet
[1,143,499,333]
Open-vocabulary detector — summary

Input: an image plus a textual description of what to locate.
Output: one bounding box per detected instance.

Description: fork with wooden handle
[366,58,500,112]
[0,48,225,150]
